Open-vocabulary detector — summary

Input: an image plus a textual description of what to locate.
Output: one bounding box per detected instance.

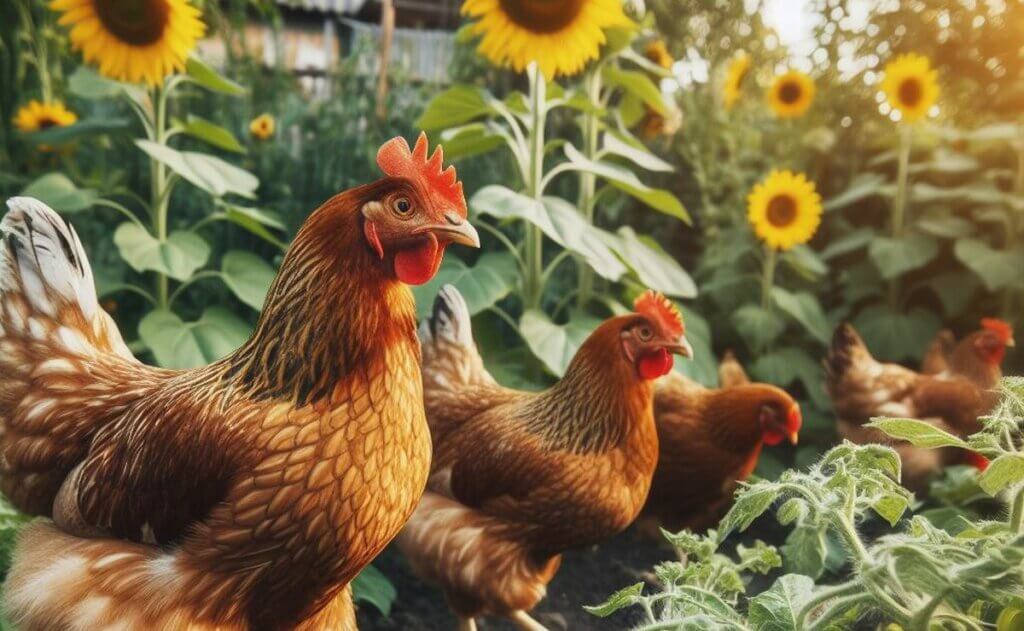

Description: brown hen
[0,133,479,630]
[398,286,693,631]
[639,355,800,535]
[824,321,1013,490]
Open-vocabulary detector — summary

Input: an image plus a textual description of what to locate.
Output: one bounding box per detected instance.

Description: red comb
[377,132,467,216]
[981,318,1013,344]
[634,290,685,337]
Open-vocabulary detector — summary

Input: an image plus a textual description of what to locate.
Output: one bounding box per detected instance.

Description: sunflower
[644,40,673,70]
[767,70,815,119]
[460,0,633,79]
[882,54,939,123]
[50,0,205,86]
[13,100,78,133]
[747,170,822,251]
[250,114,275,140]
[723,52,750,110]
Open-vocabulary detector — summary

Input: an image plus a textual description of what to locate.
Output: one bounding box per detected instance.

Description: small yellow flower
[644,40,673,70]
[881,54,939,123]
[723,52,751,110]
[50,0,206,86]
[13,100,78,132]
[460,0,633,79]
[249,114,275,140]
[747,170,822,251]
[767,70,815,119]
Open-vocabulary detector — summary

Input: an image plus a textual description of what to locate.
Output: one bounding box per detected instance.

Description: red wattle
[394,234,442,285]
[637,348,673,380]
[964,451,990,471]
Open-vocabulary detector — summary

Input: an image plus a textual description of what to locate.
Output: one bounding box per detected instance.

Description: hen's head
[616,291,694,380]
[358,133,479,285]
[757,392,802,446]
[972,318,1015,366]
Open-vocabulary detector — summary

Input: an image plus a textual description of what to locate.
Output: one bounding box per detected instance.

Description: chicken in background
[824,320,1014,490]
[398,286,694,631]
[0,133,479,630]
[638,353,801,535]
[921,329,956,375]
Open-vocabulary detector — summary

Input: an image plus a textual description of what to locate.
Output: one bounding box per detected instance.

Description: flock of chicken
[0,134,1014,631]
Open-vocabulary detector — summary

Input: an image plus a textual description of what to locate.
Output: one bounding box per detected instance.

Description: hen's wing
[921,329,955,375]
[0,198,173,515]
[718,350,750,387]
[824,323,922,421]
[419,285,521,443]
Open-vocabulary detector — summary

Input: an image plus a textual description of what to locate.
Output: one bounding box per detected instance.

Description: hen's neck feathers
[521,322,653,454]
[949,332,1002,387]
[223,185,419,405]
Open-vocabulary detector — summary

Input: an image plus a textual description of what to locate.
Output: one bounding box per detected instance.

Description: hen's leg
[509,611,549,631]
[457,617,477,631]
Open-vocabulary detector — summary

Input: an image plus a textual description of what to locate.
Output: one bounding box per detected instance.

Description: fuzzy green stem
[522,66,547,310]
[761,245,777,310]
[795,581,862,629]
[888,124,912,309]
[1009,484,1024,534]
[576,69,603,309]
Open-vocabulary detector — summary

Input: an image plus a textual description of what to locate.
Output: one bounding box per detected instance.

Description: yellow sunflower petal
[723,52,751,110]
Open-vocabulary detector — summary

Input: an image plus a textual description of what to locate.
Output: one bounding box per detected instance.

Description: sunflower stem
[761,245,777,311]
[576,68,603,310]
[888,124,912,309]
[523,64,547,310]
[150,83,171,309]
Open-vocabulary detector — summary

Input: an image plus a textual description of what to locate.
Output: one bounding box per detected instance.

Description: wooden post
[376,0,395,120]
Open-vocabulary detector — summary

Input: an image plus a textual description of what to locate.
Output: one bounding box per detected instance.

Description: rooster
[639,354,800,535]
[398,286,693,631]
[0,133,479,630]
[824,320,1014,490]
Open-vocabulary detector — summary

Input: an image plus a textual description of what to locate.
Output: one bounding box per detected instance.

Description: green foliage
[594,379,1024,630]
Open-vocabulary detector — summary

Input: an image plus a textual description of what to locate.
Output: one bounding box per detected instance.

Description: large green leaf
[853,305,941,362]
[601,66,666,114]
[221,251,277,311]
[824,173,887,212]
[610,227,697,298]
[732,304,785,352]
[519,309,601,377]
[564,144,689,223]
[411,252,518,319]
[675,304,717,387]
[438,123,505,161]
[179,115,246,154]
[20,173,97,212]
[139,307,251,369]
[417,85,492,130]
[868,233,939,280]
[770,287,831,344]
[601,132,673,172]
[954,239,1024,291]
[781,245,827,279]
[750,347,829,409]
[867,418,969,449]
[27,118,131,145]
[114,223,210,281]
[747,574,815,631]
[352,564,397,617]
[136,140,258,199]
[220,203,288,247]
[781,524,826,580]
[978,454,1024,496]
[185,56,246,95]
[67,66,126,99]
[471,185,626,281]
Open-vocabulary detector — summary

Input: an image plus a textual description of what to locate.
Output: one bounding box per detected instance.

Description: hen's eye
[393,197,412,215]
[638,326,653,341]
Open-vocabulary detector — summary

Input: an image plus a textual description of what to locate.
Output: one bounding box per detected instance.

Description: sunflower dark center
[94,0,171,46]
[498,0,586,33]
[778,81,802,105]
[766,195,798,228]
[36,118,59,130]
[898,78,923,108]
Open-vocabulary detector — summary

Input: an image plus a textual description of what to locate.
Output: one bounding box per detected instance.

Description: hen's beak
[663,335,694,359]
[788,430,800,446]
[418,212,480,248]
[1008,336,1016,348]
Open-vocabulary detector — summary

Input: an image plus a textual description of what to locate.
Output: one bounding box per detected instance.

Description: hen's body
[0,193,432,630]
[825,323,1001,489]
[398,287,659,624]
[642,368,796,534]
